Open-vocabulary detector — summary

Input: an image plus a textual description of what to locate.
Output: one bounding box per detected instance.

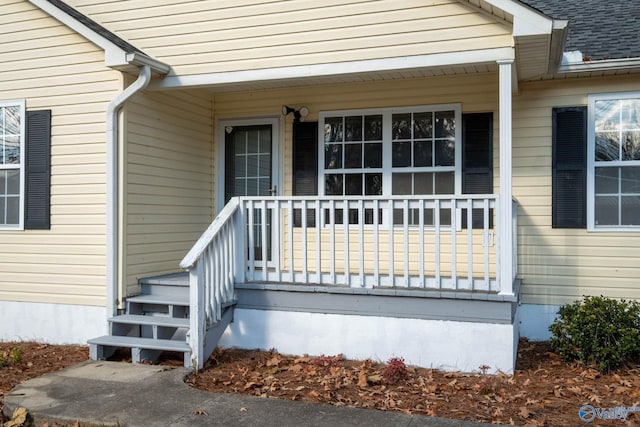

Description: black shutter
[462,112,493,228]
[552,107,587,228]
[25,110,51,230]
[292,121,318,227]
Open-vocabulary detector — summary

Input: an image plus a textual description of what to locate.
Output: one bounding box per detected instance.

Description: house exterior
[1,0,638,373]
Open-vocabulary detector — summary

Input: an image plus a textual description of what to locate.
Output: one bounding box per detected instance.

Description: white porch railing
[179,198,241,368]
[240,195,506,291]
[180,194,518,367]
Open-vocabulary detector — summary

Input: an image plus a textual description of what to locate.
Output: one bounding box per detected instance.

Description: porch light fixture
[281,105,309,122]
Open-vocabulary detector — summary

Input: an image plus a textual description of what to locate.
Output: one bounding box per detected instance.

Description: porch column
[498,59,514,296]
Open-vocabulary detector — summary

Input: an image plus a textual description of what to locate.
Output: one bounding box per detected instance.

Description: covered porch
[180,191,520,371]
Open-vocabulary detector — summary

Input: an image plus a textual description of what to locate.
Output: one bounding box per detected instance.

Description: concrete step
[88,335,191,367]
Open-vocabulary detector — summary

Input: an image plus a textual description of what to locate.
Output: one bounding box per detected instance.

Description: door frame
[215,117,281,213]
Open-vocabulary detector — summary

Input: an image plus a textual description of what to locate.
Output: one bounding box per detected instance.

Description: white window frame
[587,92,640,232]
[0,100,26,230]
[318,104,462,227]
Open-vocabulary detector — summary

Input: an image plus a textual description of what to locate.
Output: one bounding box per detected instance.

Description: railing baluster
[403,199,409,287]
[358,199,365,287]
[329,200,335,285]
[419,199,425,288]
[247,201,255,280]
[484,198,490,290]
[388,199,394,286]
[467,198,473,290]
[434,199,441,288]
[260,200,268,282]
[450,199,457,289]
[373,200,379,288]
[315,200,321,284]
[302,200,308,283]
[343,199,350,287]
[287,199,294,283]
[272,200,281,282]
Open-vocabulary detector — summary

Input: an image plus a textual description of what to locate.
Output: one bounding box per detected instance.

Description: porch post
[497,59,514,296]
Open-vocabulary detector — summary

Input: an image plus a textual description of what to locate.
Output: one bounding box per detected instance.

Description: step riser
[140,283,189,298]
[110,323,187,340]
[127,302,189,318]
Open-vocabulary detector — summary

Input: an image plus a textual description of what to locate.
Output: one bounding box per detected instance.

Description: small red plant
[311,353,343,368]
[383,357,409,384]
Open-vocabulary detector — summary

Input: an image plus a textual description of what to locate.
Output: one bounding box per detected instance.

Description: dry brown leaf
[194,408,209,416]
[519,406,531,419]
[357,370,368,388]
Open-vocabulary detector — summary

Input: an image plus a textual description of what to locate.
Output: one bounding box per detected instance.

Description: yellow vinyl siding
[513,75,640,305]
[0,1,122,306]
[67,0,512,76]
[123,89,213,295]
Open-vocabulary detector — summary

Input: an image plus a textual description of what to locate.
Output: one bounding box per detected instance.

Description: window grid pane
[593,96,640,228]
[322,107,458,226]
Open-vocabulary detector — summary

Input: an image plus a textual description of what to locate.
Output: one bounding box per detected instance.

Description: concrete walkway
[4,361,494,427]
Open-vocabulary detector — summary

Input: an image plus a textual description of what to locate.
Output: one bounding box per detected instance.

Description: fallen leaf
[519,406,531,418]
[4,407,29,427]
[240,407,248,412]
[357,370,368,388]
[194,408,209,416]
[367,374,383,385]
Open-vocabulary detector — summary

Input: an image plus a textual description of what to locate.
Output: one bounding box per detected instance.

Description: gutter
[106,65,152,318]
[559,56,640,73]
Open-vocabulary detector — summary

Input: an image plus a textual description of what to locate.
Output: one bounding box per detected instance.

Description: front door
[222,119,279,262]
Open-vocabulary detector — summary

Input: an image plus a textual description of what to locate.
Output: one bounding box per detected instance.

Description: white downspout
[106,65,151,319]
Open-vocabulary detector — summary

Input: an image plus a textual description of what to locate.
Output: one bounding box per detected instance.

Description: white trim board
[150,48,515,90]
[0,301,106,344]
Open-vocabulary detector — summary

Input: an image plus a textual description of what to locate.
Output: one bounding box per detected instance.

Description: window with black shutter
[552,107,587,228]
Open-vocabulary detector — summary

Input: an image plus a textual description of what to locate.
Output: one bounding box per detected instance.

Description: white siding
[0,1,122,306]
[66,0,513,76]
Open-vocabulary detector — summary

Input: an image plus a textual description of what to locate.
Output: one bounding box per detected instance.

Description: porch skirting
[0,301,106,344]
[219,303,519,373]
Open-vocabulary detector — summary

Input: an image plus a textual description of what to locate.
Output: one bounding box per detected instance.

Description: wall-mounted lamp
[281,105,309,122]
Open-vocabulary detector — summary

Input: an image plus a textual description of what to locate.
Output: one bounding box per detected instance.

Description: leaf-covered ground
[0,342,88,425]
[2,340,640,426]
[188,340,640,427]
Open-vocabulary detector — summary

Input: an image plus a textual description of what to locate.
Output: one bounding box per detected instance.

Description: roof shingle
[521,0,640,60]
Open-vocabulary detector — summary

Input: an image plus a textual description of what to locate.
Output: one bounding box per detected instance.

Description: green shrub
[549,296,640,372]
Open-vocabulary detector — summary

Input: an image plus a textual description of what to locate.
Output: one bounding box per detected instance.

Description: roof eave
[29,0,170,75]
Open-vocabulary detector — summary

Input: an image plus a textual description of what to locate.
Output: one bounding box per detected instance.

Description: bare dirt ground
[2,340,640,426]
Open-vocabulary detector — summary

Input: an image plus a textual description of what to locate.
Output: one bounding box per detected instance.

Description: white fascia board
[28,0,170,74]
[29,0,129,67]
[482,0,553,36]
[150,47,515,90]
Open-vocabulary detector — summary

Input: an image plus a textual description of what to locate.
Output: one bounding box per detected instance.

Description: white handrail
[180,197,240,270]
